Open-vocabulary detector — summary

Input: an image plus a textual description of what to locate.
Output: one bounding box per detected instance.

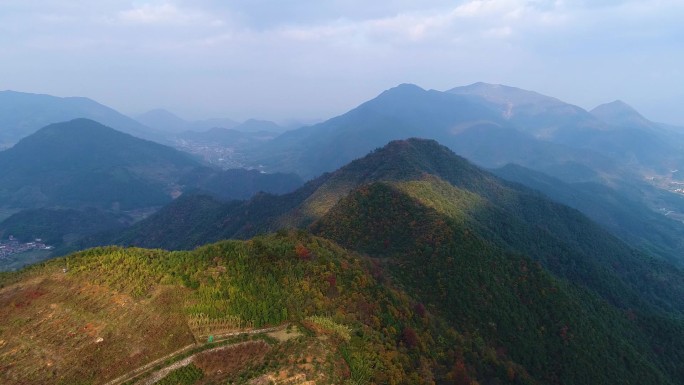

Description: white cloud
[117,3,221,26]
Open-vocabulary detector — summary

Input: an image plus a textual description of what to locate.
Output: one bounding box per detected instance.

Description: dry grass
[193,340,270,384]
[0,267,194,385]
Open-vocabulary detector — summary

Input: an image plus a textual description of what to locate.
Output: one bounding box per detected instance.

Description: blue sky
[1,0,682,124]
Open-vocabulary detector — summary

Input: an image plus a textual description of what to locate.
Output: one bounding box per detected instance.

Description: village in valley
[0,235,52,260]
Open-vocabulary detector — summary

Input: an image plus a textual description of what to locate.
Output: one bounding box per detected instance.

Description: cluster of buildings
[0,235,53,259]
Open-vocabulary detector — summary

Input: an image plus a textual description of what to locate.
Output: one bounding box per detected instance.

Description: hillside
[312,182,684,384]
[494,163,684,266]
[0,232,537,385]
[85,175,330,251]
[4,231,684,384]
[179,168,303,201]
[0,90,161,145]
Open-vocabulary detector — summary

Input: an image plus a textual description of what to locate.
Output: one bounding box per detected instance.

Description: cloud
[0,0,682,123]
[270,0,542,49]
[117,2,225,27]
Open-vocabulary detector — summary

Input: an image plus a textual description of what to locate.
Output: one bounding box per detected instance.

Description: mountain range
[3,82,684,384]
[4,139,684,384]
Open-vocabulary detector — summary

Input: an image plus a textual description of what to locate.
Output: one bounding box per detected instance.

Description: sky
[0,0,682,124]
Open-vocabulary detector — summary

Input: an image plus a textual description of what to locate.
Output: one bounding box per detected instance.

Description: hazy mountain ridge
[591,100,661,131]
[447,82,605,138]
[0,90,163,144]
[243,83,639,185]
[137,108,285,135]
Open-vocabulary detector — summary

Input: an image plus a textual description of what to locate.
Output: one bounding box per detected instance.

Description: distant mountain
[447,82,605,139]
[0,118,201,210]
[247,82,684,183]
[447,84,684,175]
[248,83,512,178]
[0,119,309,267]
[135,108,194,133]
[0,90,162,144]
[232,119,285,133]
[178,127,277,147]
[591,100,660,131]
[136,108,240,133]
[244,83,635,183]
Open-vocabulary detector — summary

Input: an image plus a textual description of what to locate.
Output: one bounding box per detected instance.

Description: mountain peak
[136,108,190,133]
[591,100,641,116]
[137,108,186,121]
[33,118,128,138]
[332,137,489,193]
[590,100,656,130]
[448,82,564,106]
[379,83,426,98]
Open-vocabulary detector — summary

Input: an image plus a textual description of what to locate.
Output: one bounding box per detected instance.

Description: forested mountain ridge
[92,138,684,316]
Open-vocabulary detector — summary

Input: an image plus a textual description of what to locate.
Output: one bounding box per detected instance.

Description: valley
[172,139,249,170]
